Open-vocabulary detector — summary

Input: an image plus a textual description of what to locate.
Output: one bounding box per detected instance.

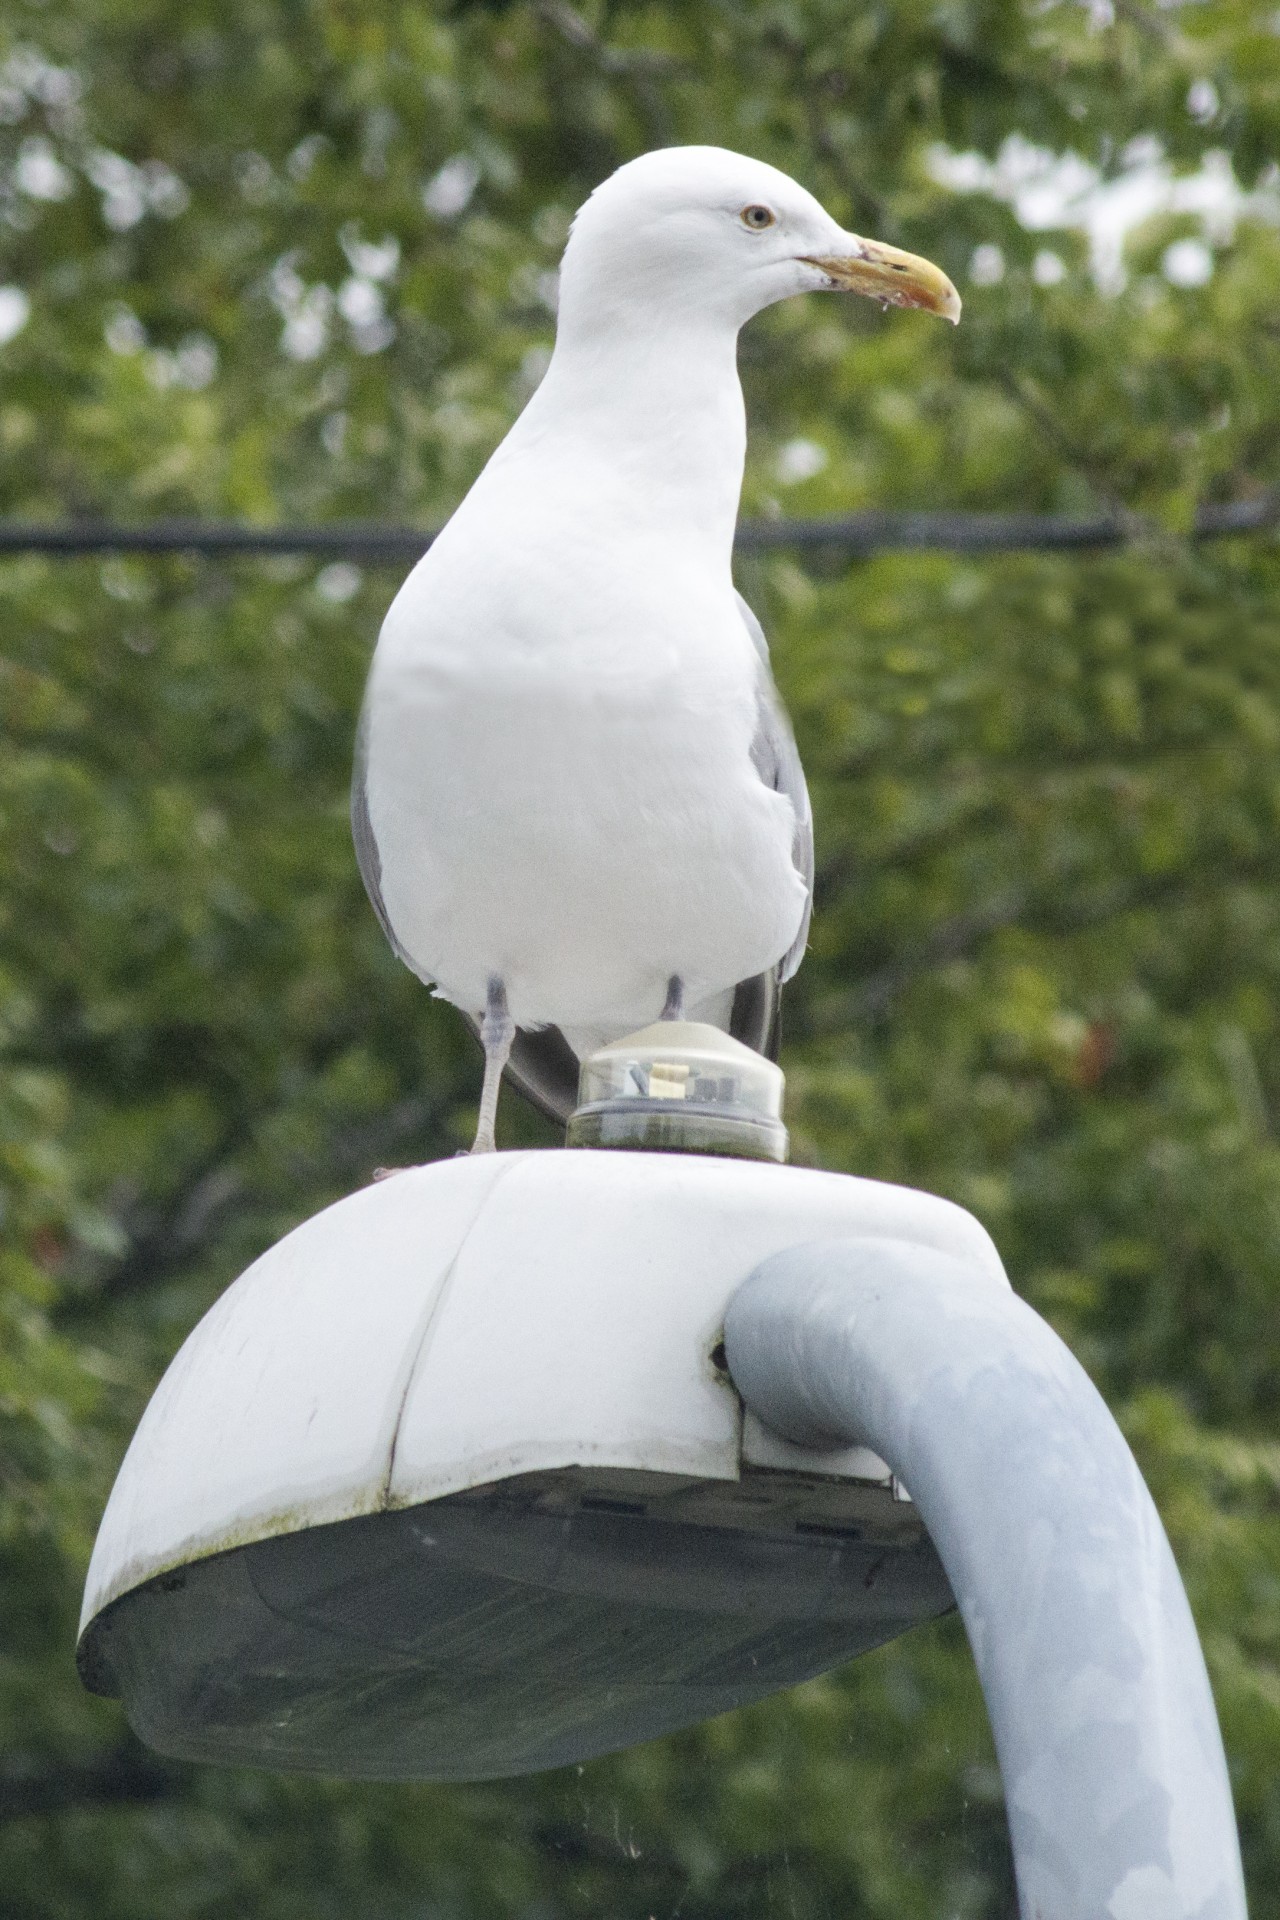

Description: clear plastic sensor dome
[566,1020,788,1163]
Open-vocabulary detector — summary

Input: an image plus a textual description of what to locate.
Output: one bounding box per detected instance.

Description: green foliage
[2,0,1280,1913]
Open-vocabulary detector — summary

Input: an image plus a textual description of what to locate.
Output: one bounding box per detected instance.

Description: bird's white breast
[363,448,803,1035]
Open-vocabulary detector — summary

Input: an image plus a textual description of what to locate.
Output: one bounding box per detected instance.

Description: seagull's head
[558,145,960,339]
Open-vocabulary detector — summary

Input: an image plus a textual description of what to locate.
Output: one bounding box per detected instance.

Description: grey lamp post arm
[724,1237,1248,1920]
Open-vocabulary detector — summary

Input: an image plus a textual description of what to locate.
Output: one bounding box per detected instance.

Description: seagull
[353,145,960,1152]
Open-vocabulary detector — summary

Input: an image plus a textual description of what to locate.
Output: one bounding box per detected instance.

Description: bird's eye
[740,204,776,231]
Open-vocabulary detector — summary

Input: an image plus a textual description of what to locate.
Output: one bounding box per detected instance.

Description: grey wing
[350,696,433,985]
[737,592,813,982]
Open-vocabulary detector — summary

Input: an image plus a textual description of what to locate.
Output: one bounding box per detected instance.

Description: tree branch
[1111,0,1197,61]
[54,1079,453,1321]
[821,854,1278,1027]
[533,0,679,142]
[57,1130,251,1316]
[994,369,1151,543]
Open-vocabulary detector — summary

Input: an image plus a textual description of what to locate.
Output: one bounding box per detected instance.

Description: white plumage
[353,146,958,1148]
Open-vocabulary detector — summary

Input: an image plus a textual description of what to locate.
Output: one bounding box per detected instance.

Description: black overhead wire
[0,495,1274,563]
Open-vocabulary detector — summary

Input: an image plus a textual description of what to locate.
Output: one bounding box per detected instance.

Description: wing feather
[350,699,432,985]
[737,592,813,982]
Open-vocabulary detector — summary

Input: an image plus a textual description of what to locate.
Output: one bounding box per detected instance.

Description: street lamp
[77,1059,1248,1917]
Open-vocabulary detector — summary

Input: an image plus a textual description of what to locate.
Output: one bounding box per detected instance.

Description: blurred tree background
[2,0,1280,1913]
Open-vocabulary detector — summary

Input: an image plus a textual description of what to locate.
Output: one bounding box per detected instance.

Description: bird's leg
[660,975,685,1021]
[472,976,514,1154]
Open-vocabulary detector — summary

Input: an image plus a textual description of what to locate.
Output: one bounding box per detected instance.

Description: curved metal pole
[724,1238,1248,1920]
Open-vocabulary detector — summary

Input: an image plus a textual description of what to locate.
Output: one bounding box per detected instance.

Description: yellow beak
[802,237,962,324]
